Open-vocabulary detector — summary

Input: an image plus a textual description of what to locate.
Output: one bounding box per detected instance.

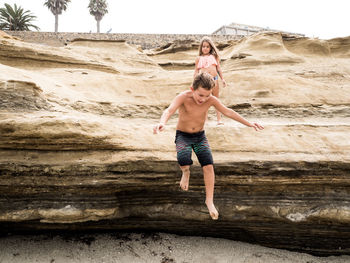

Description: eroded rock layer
[0,31,349,255]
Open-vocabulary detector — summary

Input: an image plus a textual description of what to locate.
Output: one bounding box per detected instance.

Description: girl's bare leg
[212,81,222,125]
[179,165,190,191]
[202,164,219,220]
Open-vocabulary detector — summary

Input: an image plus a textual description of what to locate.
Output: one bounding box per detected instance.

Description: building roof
[212,22,304,37]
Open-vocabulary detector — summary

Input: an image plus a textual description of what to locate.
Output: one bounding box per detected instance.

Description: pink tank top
[197,55,218,69]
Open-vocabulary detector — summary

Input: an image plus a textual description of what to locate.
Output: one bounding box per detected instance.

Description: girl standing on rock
[194,36,227,125]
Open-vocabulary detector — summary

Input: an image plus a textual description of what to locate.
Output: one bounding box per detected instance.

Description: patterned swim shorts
[175,130,213,167]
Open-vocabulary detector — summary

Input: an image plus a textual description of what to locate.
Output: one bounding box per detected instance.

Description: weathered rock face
[0,31,350,255]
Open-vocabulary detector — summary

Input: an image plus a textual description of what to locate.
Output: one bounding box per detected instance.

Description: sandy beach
[0,232,349,263]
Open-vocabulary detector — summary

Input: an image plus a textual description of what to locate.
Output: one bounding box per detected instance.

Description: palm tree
[0,3,39,31]
[88,0,108,33]
[44,0,71,33]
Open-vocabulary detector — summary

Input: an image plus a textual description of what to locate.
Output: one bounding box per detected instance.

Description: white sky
[1,0,349,39]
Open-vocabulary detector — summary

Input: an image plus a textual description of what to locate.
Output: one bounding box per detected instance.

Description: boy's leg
[202,164,219,220]
[179,165,190,191]
[175,131,193,191]
[177,131,218,218]
[192,132,218,219]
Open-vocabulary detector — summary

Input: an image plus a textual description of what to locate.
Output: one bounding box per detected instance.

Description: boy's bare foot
[205,201,219,220]
[180,169,190,191]
[217,121,224,126]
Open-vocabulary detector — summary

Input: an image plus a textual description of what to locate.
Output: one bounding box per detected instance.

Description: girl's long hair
[198,36,220,60]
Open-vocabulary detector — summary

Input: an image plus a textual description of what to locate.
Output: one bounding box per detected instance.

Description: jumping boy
[153,73,263,220]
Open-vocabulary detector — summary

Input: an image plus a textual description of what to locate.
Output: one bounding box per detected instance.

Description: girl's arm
[211,97,263,131]
[216,58,227,87]
[193,57,200,78]
[153,93,186,134]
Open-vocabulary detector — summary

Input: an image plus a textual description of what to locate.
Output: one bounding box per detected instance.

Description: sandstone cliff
[0,31,349,255]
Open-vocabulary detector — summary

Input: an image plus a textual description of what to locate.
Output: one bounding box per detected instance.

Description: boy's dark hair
[192,73,215,90]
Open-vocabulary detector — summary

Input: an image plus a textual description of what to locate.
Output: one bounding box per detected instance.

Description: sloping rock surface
[1,31,350,255]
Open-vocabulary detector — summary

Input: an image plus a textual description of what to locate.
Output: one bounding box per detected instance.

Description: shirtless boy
[153,73,263,220]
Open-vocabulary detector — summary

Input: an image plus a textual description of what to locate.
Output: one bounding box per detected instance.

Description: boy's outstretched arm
[153,93,186,134]
[212,97,264,131]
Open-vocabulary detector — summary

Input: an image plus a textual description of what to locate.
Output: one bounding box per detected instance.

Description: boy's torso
[176,91,213,133]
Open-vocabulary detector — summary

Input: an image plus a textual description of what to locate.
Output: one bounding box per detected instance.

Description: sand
[0,232,349,263]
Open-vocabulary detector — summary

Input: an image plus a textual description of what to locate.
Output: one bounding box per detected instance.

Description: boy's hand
[153,123,165,134]
[250,122,264,131]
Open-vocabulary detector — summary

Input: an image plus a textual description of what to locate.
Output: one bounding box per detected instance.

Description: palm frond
[0,3,39,31]
[44,0,71,15]
[88,0,108,20]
